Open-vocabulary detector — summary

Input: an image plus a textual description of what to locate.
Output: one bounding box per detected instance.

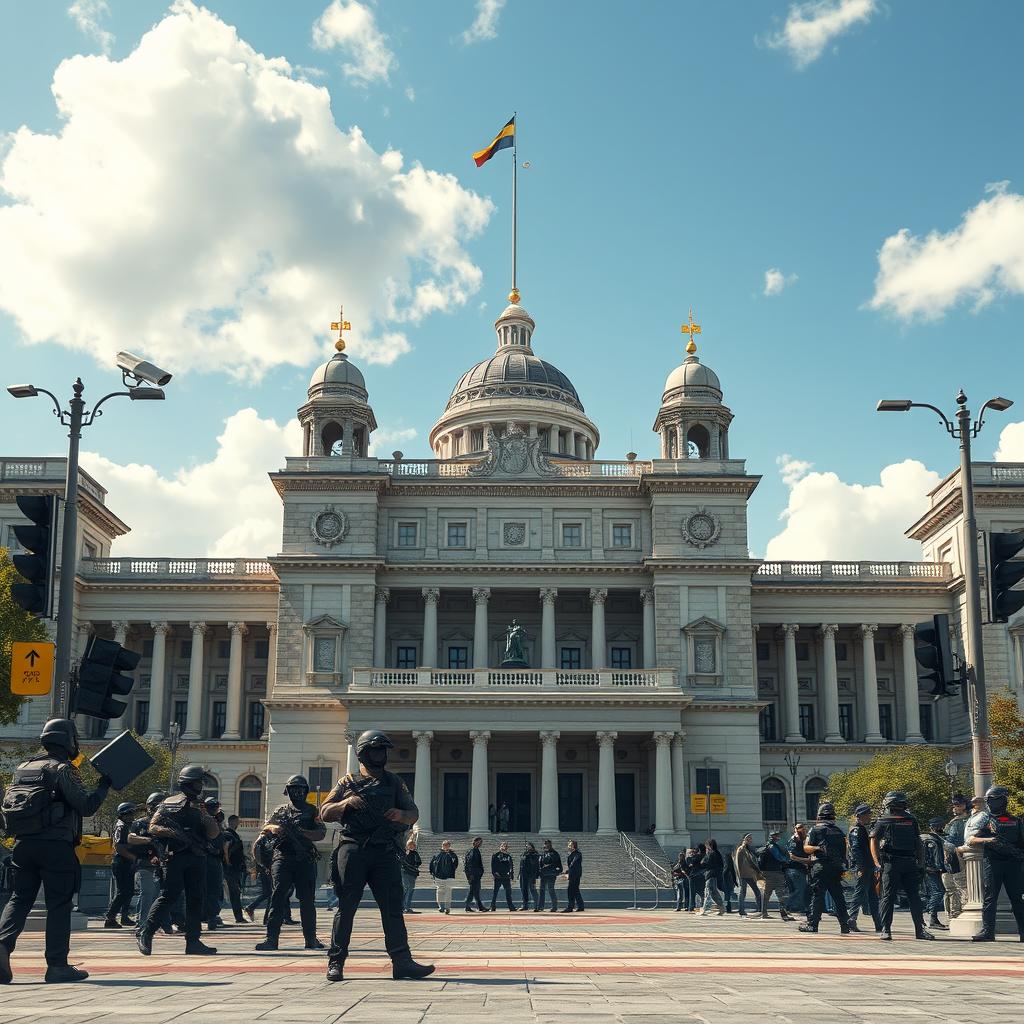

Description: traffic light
[10,495,57,617]
[915,613,956,698]
[986,532,1024,624]
[73,636,141,720]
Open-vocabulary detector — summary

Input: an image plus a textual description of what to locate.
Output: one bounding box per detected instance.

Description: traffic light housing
[915,613,956,698]
[986,532,1024,624]
[10,495,57,617]
[73,636,141,720]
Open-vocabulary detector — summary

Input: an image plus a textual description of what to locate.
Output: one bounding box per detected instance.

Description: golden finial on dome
[508,287,521,304]
[681,307,701,356]
[330,305,351,352]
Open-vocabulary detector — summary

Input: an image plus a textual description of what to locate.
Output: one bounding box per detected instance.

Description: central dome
[445,349,582,412]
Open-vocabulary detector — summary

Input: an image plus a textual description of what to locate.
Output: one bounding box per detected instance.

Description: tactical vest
[816,822,846,864]
[880,815,918,856]
[994,815,1024,850]
[335,771,405,846]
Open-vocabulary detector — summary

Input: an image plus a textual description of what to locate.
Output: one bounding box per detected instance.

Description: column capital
[110,619,131,634]
[818,623,839,638]
[344,731,357,745]
[780,623,800,638]
[228,621,249,637]
[898,622,916,641]
[539,587,558,605]
[596,730,618,746]
[469,729,491,744]
[539,730,560,746]
[639,587,655,605]
[752,622,760,634]
[472,587,491,605]
[653,730,674,747]
[266,621,277,635]
[859,623,879,638]
[589,587,608,605]
[150,621,170,635]
[189,621,208,635]
[375,587,391,605]
[413,730,434,744]
[672,730,688,746]
[421,587,441,605]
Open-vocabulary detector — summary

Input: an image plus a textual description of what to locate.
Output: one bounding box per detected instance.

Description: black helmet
[816,802,836,820]
[356,730,393,755]
[116,801,135,816]
[146,791,166,808]
[882,791,909,813]
[203,796,220,810]
[285,774,310,791]
[177,763,208,797]
[40,718,80,758]
[986,785,1010,813]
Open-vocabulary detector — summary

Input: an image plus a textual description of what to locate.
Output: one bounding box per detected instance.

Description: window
[248,701,265,739]
[560,647,582,669]
[835,642,848,662]
[610,646,632,669]
[134,701,149,735]
[919,704,934,743]
[756,642,770,662]
[84,717,108,740]
[611,523,633,547]
[5,525,22,550]
[254,639,269,660]
[561,523,582,547]
[695,766,722,795]
[874,641,887,662]
[173,700,188,734]
[143,639,154,658]
[795,642,810,661]
[212,701,227,739]
[307,766,333,794]
[446,522,467,547]
[694,639,716,674]
[217,640,231,660]
[799,703,815,741]
[759,703,777,742]
[181,640,192,659]
[238,775,262,820]
[839,703,853,741]
[397,522,418,547]
[447,646,469,669]
[762,778,785,822]
[396,645,417,669]
[805,778,827,820]
[83,541,97,560]
[878,704,893,741]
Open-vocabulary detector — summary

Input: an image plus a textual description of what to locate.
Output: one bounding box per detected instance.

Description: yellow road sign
[711,794,727,814]
[690,794,707,814]
[11,641,55,695]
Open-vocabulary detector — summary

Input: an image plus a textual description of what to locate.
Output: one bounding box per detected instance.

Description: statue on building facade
[501,619,529,668]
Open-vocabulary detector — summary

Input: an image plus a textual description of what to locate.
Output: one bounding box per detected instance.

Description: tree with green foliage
[0,547,49,725]
[823,745,970,823]
[990,689,1024,814]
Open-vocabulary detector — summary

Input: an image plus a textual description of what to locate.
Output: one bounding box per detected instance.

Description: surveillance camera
[116,351,173,387]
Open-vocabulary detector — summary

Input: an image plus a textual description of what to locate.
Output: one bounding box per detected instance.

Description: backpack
[253,833,274,870]
[1,761,59,838]
[755,843,776,872]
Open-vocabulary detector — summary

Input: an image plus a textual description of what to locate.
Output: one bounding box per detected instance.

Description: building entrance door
[558,773,584,832]
[442,772,469,832]
[615,772,636,832]
[495,772,531,831]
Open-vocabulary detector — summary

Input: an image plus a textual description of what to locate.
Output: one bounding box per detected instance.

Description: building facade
[3,297,1023,852]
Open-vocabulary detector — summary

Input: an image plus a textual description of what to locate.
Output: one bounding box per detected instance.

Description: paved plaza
[1,909,1022,1024]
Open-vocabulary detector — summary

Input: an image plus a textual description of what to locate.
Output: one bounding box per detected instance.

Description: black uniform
[264,802,325,945]
[979,813,1024,938]
[804,822,849,930]
[519,849,540,909]
[489,851,516,910]
[0,752,109,969]
[325,770,417,967]
[222,826,246,923]
[246,833,275,921]
[566,849,585,911]
[106,817,137,924]
[464,845,486,910]
[846,821,880,930]
[872,812,926,934]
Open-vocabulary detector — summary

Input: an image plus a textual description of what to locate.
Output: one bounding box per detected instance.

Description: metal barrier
[618,832,671,910]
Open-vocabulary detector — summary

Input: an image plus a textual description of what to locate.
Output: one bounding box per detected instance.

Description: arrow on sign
[25,649,41,666]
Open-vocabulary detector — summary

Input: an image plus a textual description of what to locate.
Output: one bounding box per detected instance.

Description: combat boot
[326,959,344,982]
[797,923,817,933]
[928,913,948,930]
[971,931,995,942]
[879,929,892,941]
[135,929,153,956]
[255,938,279,951]
[915,927,935,940]
[847,920,861,932]
[392,958,436,980]
[0,944,12,984]
[44,964,90,983]
[304,939,326,950]
[185,940,217,955]
[103,919,122,929]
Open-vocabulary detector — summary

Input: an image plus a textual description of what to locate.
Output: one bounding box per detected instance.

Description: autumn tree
[989,690,1024,814]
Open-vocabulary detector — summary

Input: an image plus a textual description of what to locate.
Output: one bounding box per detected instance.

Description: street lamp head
[116,351,173,387]
[128,387,165,401]
[876,399,913,412]
[986,397,1013,412]
[7,384,38,399]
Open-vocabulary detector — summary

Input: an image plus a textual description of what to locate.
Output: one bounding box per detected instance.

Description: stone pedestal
[948,847,1021,937]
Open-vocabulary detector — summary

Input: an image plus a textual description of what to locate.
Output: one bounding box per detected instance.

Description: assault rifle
[148,796,209,859]
[268,805,321,862]
[337,774,407,848]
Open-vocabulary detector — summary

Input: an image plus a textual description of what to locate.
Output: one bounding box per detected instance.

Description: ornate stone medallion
[503,521,527,546]
[681,506,721,549]
[311,506,348,547]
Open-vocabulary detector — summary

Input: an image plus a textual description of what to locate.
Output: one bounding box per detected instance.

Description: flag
[472,116,515,167]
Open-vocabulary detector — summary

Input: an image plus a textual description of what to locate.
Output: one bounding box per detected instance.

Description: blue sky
[1,1,1023,559]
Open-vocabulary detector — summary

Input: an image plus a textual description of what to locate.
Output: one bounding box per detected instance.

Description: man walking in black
[563,840,584,912]
[798,802,850,934]
[519,842,539,910]
[464,836,488,911]
[222,814,247,924]
[105,802,138,928]
[870,790,933,941]
[245,830,274,923]
[490,841,518,911]
[538,839,562,912]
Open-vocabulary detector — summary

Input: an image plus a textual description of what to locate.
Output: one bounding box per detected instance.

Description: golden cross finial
[330,306,352,352]
[680,307,701,356]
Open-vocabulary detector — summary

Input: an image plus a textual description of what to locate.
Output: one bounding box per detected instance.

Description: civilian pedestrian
[722,850,737,913]
[498,803,511,833]
[921,817,949,931]
[758,831,796,921]
[490,841,518,911]
[700,838,726,915]
[538,839,562,912]
[401,837,421,914]
[671,850,690,912]
[786,824,811,915]
[488,804,497,833]
[429,840,458,914]
[943,793,970,917]
[520,842,540,910]
[732,834,763,917]
[563,840,584,912]
[686,845,705,911]
[463,836,488,912]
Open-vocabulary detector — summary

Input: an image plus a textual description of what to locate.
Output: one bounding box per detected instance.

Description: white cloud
[461,0,506,45]
[312,0,397,85]
[763,0,876,69]
[0,1,491,381]
[995,421,1024,462]
[765,456,941,560]
[868,183,1024,321]
[405,86,416,102]
[79,409,301,557]
[368,426,417,457]
[68,0,114,53]
[763,267,798,296]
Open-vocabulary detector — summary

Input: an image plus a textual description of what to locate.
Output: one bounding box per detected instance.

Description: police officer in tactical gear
[966,785,1024,941]
[870,790,933,941]
[105,802,139,928]
[0,718,111,984]
[202,797,227,929]
[319,729,435,982]
[845,804,881,932]
[136,764,220,956]
[798,802,851,934]
[255,774,326,951]
[128,793,167,930]
[921,817,949,931]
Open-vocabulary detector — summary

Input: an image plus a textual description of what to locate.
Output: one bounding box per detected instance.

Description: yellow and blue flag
[472,116,515,167]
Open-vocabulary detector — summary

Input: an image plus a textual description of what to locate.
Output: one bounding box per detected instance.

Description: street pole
[784,751,801,828]
[167,721,181,793]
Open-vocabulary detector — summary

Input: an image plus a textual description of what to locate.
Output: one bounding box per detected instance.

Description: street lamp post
[7,354,172,717]
[878,390,1013,795]
[784,751,801,828]
[167,721,181,793]
[943,757,959,802]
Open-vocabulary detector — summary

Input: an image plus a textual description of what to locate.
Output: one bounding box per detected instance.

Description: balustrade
[353,667,674,690]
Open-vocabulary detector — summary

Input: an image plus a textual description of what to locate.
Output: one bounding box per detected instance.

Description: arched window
[687,423,710,459]
[321,421,343,455]
[805,777,828,820]
[238,774,263,821]
[761,777,786,823]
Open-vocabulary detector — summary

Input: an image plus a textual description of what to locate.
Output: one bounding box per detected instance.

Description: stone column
[373,588,390,667]
[265,621,278,692]
[596,731,618,834]
[860,623,884,743]
[567,428,577,459]
[145,622,170,741]
[472,587,490,669]
[899,624,925,742]
[183,622,208,740]
[819,624,843,743]
[222,621,248,741]
[344,731,359,775]
[640,588,656,669]
[1013,631,1024,708]
[108,621,131,733]
[540,588,557,668]
[653,731,674,836]
[948,846,985,937]
[413,731,434,834]
[590,588,608,669]
[421,588,440,668]
[781,624,803,743]
[671,731,688,834]
[539,731,560,832]
[469,730,491,834]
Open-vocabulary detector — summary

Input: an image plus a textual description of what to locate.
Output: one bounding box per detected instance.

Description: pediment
[682,615,725,634]
[303,613,346,631]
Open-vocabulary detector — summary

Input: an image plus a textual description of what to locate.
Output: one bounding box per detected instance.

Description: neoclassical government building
[3,295,1023,852]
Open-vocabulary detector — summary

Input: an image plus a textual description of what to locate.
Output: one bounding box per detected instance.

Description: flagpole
[511,111,517,297]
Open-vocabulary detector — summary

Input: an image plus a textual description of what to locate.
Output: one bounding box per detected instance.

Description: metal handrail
[619,832,671,909]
